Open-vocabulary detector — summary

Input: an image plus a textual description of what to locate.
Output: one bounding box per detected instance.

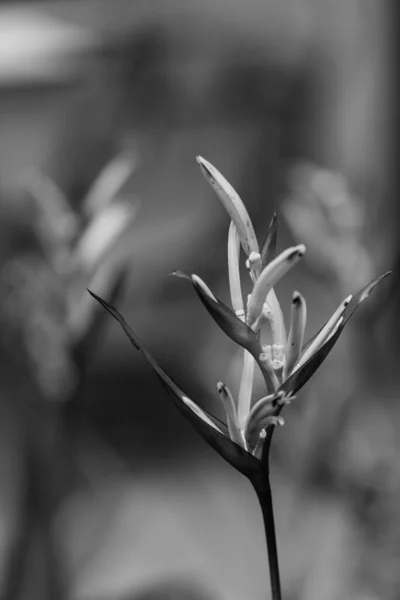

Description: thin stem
[251,470,282,600]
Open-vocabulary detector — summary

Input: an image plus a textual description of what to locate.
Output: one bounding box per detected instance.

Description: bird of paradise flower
[90,157,389,600]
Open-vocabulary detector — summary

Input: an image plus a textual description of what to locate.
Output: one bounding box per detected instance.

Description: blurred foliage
[0,1,395,600]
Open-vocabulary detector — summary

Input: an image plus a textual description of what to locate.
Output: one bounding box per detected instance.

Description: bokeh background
[0,1,395,599]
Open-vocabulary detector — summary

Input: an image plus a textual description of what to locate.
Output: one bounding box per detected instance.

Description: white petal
[197,156,259,257]
[293,295,351,372]
[285,291,307,377]
[227,221,244,314]
[246,245,305,327]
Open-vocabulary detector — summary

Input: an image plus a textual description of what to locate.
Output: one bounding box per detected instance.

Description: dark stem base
[251,473,282,600]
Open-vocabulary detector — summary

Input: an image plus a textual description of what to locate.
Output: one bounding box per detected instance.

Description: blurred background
[0,1,395,599]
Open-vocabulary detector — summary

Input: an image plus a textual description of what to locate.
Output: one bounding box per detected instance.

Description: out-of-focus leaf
[88,291,263,478]
[260,212,277,268]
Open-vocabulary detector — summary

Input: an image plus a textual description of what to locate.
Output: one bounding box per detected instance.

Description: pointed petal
[196,156,259,257]
[281,272,391,396]
[228,222,244,315]
[285,291,307,377]
[88,291,263,478]
[217,382,244,447]
[247,245,306,327]
[293,294,351,372]
[237,350,255,430]
[260,212,277,268]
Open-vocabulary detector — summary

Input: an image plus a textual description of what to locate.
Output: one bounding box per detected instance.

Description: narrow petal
[227,222,244,316]
[293,294,351,372]
[266,288,287,348]
[285,291,307,377]
[252,429,267,460]
[245,393,285,451]
[260,212,278,268]
[196,156,259,257]
[217,382,245,447]
[237,350,255,430]
[280,272,391,396]
[246,245,306,327]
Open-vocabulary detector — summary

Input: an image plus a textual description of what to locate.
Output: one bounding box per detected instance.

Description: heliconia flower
[90,158,390,475]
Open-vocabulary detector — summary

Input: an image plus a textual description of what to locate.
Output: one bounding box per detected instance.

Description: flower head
[90,158,389,478]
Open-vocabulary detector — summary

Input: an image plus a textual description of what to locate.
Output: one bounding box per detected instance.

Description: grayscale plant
[90,157,389,600]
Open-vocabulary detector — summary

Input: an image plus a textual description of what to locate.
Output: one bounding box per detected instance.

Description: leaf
[282,271,391,395]
[341,271,391,326]
[260,212,277,268]
[280,326,341,395]
[88,291,263,478]
[175,271,261,355]
[301,271,391,357]
[72,263,129,373]
[177,273,279,393]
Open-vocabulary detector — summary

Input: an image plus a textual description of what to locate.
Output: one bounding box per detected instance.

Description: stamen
[259,347,279,391]
[217,382,244,447]
[191,274,217,301]
[285,291,307,378]
[246,245,305,327]
[237,350,255,430]
[247,251,262,279]
[293,295,352,372]
[271,344,285,382]
[196,156,259,257]
[227,222,244,314]
[245,401,285,451]
[252,429,267,460]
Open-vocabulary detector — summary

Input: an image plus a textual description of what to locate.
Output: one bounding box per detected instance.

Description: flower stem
[251,471,282,600]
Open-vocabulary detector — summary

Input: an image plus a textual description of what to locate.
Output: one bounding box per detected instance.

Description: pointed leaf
[88,291,263,478]
[280,326,341,395]
[341,271,391,326]
[178,274,280,393]
[282,271,390,396]
[260,212,277,268]
[175,272,260,354]
[301,271,391,357]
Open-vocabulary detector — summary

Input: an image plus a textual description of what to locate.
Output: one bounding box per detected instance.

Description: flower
[90,157,389,478]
